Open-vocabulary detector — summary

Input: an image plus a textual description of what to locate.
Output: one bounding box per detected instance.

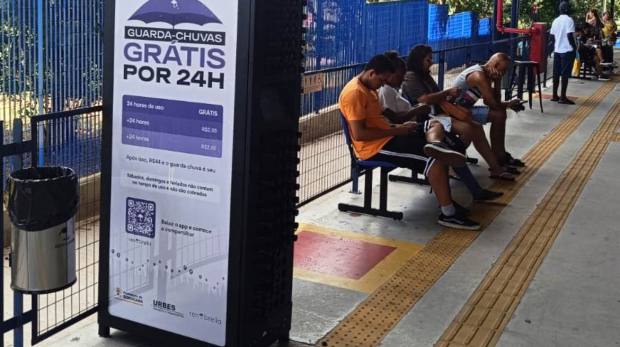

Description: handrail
[496,0,540,35]
[302,37,527,76]
[31,105,103,122]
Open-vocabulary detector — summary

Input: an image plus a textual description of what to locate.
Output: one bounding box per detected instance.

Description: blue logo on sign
[129,0,222,27]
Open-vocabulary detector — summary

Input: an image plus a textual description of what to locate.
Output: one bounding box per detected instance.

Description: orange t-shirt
[339,78,393,160]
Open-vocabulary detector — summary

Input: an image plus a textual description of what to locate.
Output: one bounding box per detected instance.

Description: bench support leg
[339,167,404,220]
[389,171,430,185]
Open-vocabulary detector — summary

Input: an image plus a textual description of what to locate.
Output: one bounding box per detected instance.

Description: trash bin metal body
[11,218,77,294]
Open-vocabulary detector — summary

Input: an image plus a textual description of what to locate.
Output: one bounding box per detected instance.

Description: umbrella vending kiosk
[98,0,305,346]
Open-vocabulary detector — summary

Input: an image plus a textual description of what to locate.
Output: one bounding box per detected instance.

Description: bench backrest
[340,113,359,164]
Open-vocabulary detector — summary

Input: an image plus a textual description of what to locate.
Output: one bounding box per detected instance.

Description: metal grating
[31,107,102,343]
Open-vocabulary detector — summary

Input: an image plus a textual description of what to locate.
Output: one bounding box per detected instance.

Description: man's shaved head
[485,53,511,80]
[489,53,510,64]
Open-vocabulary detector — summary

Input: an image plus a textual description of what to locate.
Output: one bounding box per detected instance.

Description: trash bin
[8,167,79,294]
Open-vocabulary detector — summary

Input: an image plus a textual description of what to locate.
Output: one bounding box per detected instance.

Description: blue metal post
[438,51,446,91]
[313,1,323,114]
[0,121,4,347]
[38,0,45,166]
[510,0,519,58]
[492,0,499,42]
[12,120,23,347]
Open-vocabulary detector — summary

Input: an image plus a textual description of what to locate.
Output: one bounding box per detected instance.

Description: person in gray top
[401,46,520,179]
[449,53,525,168]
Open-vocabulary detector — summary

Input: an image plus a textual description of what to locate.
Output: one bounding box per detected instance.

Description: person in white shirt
[550,1,577,104]
[378,52,432,125]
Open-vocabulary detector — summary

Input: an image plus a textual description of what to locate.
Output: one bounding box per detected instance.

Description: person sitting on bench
[379,50,504,201]
[401,45,519,182]
[580,22,611,80]
[339,54,481,230]
[602,11,617,63]
[450,53,525,170]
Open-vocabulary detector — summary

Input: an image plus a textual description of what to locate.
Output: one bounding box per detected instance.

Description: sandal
[489,172,516,181]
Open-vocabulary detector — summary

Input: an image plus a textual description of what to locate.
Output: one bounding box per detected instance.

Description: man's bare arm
[384,104,432,124]
[348,119,411,141]
[468,72,503,110]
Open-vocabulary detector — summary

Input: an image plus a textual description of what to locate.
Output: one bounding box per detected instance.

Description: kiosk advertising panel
[103,0,238,345]
[100,0,304,345]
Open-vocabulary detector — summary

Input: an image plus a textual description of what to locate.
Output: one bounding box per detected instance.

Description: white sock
[441,204,456,216]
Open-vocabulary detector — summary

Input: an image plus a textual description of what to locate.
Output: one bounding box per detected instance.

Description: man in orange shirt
[339,54,480,231]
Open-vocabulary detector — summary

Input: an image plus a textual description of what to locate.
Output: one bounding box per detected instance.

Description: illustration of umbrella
[129,0,222,28]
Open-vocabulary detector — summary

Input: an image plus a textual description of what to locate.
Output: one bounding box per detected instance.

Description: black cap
[560,1,571,14]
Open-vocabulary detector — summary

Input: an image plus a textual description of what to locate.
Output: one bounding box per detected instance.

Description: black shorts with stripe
[367,135,435,176]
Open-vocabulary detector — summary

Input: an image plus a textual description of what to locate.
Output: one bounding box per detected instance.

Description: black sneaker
[505,152,526,167]
[453,201,470,215]
[438,201,470,215]
[473,189,504,202]
[424,142,467,168]
[438,213,481,231]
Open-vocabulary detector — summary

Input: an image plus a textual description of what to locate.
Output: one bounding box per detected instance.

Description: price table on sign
[122,95,224,158]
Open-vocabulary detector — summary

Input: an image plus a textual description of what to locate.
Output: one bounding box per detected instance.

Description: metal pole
[0,121,4,347]
[38,0,43,115]
[38,0,45,167]
[12,120,23,347]
[438,51,446,90]
[493,0,499,42]
[313,1,323,114]
[510,0,519,59]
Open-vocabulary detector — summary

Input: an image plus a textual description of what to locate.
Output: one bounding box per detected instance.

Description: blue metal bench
[339,114,428,220]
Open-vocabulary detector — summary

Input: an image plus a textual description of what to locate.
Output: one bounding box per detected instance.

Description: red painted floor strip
[294,230,396,279]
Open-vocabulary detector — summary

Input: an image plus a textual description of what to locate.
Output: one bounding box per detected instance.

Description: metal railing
[0,106,102,346]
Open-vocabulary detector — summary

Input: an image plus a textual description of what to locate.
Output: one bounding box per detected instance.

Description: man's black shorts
[367,135,435,176]
[554,51,576,78]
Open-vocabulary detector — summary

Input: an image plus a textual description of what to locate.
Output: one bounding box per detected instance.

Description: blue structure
[304,0,496,72]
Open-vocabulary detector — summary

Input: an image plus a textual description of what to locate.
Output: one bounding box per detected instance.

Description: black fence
[0,106,102,345]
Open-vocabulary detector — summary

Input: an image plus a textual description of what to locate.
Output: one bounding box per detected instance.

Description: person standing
[531,2,539,23]
[550,1,577,104]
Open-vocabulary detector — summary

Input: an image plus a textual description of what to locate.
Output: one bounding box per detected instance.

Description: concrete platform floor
[3,73,620,347]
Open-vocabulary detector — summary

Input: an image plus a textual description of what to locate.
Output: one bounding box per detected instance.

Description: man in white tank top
[451,53,525,169]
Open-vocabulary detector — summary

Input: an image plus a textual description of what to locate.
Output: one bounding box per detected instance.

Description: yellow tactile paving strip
[317,78,618,347]
[294,224,424,294]
[436,90,620,347]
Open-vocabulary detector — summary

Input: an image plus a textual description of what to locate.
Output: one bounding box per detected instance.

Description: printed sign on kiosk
[99,0,304,345]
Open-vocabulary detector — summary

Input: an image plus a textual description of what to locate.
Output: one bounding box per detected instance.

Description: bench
[338,114,429,220]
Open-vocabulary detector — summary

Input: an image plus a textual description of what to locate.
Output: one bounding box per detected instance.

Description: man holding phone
[339,54,481,230]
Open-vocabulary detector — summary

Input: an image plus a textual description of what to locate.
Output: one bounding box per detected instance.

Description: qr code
[126,197,156,238]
